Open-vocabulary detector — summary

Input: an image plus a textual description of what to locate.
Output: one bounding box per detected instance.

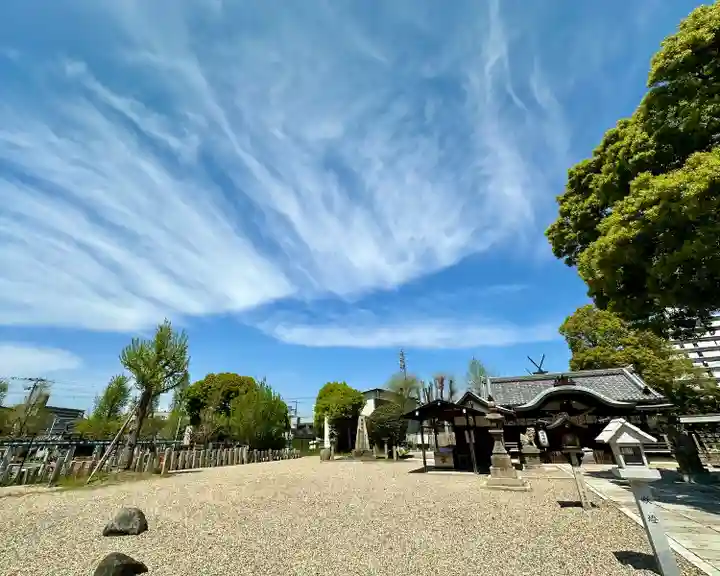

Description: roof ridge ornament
[554,374,575,387]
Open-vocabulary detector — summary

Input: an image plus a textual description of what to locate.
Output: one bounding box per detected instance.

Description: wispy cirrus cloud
[258,313,559,350]
[0,0,568,334]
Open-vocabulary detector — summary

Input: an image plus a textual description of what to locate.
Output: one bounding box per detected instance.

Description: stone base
[490,453,513,469]
[485,462,530,490]
[486,476,530,491]
[581,448,596,465]
[319,448,332,461]
[521,446,542,469]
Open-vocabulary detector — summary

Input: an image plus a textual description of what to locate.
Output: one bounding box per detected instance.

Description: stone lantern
[485,402,528,491]
[596,418,679,576]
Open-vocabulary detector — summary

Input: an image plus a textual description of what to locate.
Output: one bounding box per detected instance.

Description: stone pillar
[144,452,155,474]
[0,447,13,485]
[161,448,172,474]
[323,415,331,449]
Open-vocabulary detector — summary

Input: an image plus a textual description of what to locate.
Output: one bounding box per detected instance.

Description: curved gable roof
[485,367,665,408]
[513,385,636,412]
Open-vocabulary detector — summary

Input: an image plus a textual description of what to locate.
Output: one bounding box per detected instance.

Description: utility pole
[399,349,407,381]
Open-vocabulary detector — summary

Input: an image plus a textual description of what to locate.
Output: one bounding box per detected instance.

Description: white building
[672,313,720,386]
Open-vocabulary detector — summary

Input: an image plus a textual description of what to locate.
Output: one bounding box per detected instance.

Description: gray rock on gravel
[93,552,148,576]
[102,507,148,537]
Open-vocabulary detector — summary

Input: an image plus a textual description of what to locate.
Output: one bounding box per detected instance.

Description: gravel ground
[0,458,706,576]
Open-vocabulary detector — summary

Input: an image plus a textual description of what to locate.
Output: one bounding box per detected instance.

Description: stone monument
[182,425,193,446]
[485,402,529,491]
[520,426,542,469]
[319,415,332,461]
[353,415,371,454]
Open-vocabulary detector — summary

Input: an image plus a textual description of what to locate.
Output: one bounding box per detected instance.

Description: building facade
[404,367,673,472]
[672,312,720,386]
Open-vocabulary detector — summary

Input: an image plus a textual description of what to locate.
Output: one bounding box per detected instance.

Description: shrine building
[403,366,674,472]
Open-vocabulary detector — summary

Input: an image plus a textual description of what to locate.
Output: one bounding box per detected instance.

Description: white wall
[673,313,720,386]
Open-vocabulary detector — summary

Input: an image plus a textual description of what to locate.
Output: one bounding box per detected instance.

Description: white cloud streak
[261,318,559,350]
[0,343,82,376]
[0,0,568,333]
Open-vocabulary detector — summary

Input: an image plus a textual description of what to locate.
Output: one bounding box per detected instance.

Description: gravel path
[0,458,705,575]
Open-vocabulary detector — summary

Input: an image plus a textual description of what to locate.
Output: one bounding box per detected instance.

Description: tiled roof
[487,367,665,408]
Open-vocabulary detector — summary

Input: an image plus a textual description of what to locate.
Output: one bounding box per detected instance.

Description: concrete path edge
[555,464,720,576]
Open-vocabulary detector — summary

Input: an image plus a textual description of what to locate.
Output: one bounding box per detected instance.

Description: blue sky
[0,0,705,417]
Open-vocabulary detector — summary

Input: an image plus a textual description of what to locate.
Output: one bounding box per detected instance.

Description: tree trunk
[121,390,153,471]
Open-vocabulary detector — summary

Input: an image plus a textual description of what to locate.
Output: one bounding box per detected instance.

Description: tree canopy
[546,3,720,338]
[119,318,190,468]
[560,305,720,414]
[366,402,408,448]
[75,375,132,439]
[313,381,365,430]
[181,373,289,449]
[183,372,257,425]
[227,380,289,449]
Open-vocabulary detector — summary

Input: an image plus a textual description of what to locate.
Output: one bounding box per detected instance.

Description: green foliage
[366,402,408,448]
[0,403,53,437]
[180,373,288,449]
[183,372,257,425]
[313,381,365,430]
[92,375,131,421]
[385,372,421,399]
[385,372,422,412]
[119,319,190,465]
[75,375,132,439]
[546,3,720,338]
[0,379,7,406]
[75,417,124,440]
[560,305,720,414]
[158,408,185,440]
[227,380,289,449]
[120,319,190,397]
[139,414,167,440]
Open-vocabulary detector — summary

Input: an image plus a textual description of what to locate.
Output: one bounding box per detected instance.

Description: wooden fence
[0,443,301,487]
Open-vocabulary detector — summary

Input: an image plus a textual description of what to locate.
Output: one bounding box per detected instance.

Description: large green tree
[366,402,408,449]
[547,3,720,338]
[314,381,365,451]
[0,378,7,406]
[313,381,365,431]
[183,372,257,425]
[560,305,720,414]
[181,373,288,448]
[120,319,190,469]
[227,380,289,449]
